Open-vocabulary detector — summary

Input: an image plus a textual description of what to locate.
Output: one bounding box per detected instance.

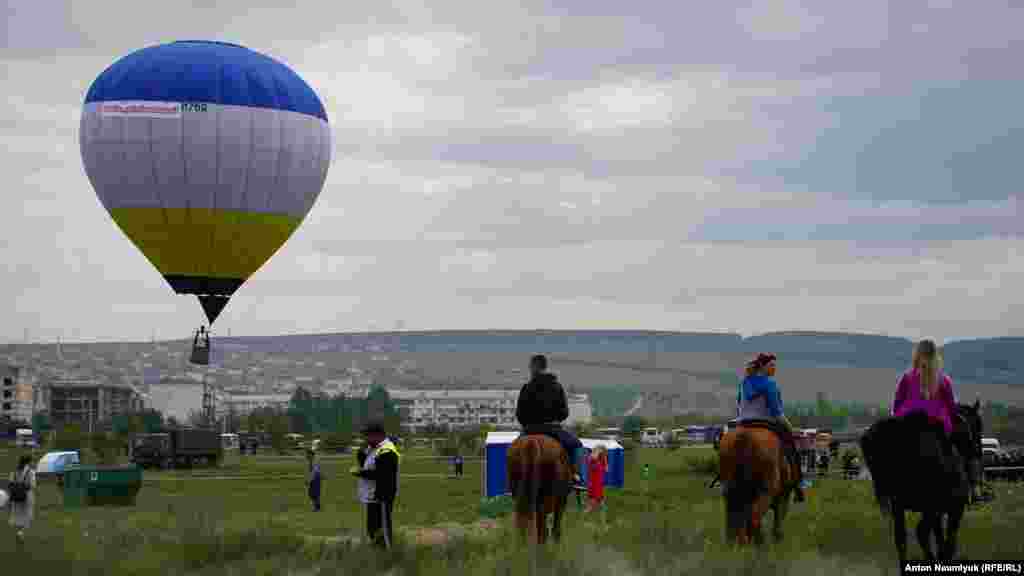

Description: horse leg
[773,494,790,543]
[515,511,529,544]
[552,497,564,543]
[893,504,908,567]
[535,505,547,545]
[750,493,771,546]
[942,505,965,561]
[933,513,946,561]
[916,512,936,561]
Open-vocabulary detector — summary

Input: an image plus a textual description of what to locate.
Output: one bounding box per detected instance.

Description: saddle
[735,419,795,443]
[734,419,802,480]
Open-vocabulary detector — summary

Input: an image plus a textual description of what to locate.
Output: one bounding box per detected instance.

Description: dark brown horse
[718,424,801,545]
[860,402,982,565]
[507,434,572,545]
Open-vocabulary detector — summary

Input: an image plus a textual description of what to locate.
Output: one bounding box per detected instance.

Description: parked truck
[130,428,222,469]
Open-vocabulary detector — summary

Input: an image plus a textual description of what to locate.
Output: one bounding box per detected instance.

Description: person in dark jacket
[516,354,584,483]
[307,449,322,512]
[351,421,401,549]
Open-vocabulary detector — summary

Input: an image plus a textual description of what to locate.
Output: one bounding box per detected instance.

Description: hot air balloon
[79,40,331,362]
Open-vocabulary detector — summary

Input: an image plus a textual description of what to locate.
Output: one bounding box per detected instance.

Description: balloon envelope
[80,40,332,323]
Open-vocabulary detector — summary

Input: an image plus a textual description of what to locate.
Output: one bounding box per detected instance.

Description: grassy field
[1,444,1022,575]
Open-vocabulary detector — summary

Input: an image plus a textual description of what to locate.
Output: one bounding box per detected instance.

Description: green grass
[1,444,1022,575]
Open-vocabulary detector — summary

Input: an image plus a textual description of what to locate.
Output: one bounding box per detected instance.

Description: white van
[221,433,240,451]
[641,427,662,447]
[981,437,1000,456]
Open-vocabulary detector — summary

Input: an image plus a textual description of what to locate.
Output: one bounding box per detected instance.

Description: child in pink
[587,445,608,512]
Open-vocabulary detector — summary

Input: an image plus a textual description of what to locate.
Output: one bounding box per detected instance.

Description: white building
[218,394,292,418]
[567,393,593,426]
[387,388,592,431]
[1,364,34,423]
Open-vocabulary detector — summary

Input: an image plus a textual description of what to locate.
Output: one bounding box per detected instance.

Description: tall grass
[1,445,1021,575]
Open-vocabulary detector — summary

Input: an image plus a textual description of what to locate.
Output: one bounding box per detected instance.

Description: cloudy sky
[2,0,1021,344]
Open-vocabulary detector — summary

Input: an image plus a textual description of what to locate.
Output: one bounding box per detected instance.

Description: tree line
[228,385,401,452]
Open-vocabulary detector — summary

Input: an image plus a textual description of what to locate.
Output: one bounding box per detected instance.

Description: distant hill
[4,330,1020,416]
[201,330,1020,387]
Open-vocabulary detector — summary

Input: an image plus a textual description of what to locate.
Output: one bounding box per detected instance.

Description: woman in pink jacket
[891,339,958,453]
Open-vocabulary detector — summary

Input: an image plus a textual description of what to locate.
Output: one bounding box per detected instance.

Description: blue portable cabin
[483,431,625,498]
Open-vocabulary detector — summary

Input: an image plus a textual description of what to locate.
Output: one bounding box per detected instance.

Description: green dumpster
[63,465,143,508]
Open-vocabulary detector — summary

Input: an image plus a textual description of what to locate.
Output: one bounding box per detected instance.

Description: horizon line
[3,328,1021,347]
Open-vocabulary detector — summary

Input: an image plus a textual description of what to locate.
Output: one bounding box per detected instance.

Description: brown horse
[718,424,800,545]
[507,434,572,545]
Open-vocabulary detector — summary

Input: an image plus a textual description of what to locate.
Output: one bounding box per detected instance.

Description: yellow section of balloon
[108,207,301,280]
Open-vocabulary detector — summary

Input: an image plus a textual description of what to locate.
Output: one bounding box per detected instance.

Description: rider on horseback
[516,354,585,486]
[891,340,959,475]
[736,352,806,503]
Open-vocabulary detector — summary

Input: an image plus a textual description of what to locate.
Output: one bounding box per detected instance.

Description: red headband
[747,353,777,369]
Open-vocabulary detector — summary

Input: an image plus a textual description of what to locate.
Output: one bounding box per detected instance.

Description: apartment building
[388,388,593,431]
[1,364,34,423]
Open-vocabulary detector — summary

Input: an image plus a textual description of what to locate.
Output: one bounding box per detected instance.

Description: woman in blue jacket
[736,353,805,502]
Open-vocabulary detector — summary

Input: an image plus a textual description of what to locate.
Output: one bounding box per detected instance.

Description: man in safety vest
[351,420,401,548]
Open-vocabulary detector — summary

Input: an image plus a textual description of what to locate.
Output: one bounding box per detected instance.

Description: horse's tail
[531,438,545,519]
[727,429,759,511]
[514,437,542,517]
[859,424,891,515]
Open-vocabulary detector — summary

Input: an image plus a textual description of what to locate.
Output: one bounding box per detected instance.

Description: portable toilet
[483,432,625,498]
[484,431,520,498]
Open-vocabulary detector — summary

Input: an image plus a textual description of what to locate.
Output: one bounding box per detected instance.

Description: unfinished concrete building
[38,378,145,428]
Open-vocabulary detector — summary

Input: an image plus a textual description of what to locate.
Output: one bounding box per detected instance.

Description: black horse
[859,401,983,565]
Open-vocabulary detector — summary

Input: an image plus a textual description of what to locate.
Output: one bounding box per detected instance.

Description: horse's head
[954,400,984,488]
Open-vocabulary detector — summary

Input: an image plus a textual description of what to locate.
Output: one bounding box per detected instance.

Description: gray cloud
[1,0,1021,343]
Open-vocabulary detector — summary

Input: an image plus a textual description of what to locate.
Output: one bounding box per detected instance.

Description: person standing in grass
[307,449,322,512]
[352,421,401,549]
[587,444,608,513]
[8,454,36,547]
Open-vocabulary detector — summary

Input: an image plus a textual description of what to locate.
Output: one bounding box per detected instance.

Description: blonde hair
[912,339,943,400]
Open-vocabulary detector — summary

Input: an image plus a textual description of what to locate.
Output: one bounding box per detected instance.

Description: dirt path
[301,519,505,549]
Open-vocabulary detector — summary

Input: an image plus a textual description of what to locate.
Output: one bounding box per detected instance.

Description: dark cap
[361,421,386,435]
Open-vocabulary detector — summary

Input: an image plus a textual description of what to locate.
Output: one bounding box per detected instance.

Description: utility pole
[202,366,217,430]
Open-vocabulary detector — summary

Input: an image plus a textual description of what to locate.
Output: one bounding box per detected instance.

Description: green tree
[267,410,289,454]
[623,415,647,437]
[31,412,52,432]
[139,409,164,433]
[816,391,830,417]
[366,386,400,432]
[289,387,314,431]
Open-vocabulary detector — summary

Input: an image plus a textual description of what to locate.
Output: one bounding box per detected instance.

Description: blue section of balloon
[83,40,328,122]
